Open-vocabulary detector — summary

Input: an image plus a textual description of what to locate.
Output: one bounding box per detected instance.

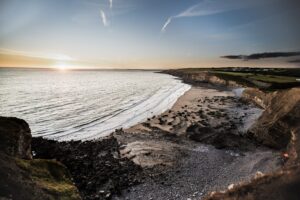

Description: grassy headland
[168,67,300,90]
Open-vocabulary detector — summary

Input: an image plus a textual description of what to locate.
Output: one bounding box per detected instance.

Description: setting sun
[54,63,69,71]
[1,0,300,199]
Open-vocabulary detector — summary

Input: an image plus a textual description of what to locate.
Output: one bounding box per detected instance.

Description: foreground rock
[0,117,32,159]
[32,136,141,200]
[204,165,300,200]
[0,116,80,200]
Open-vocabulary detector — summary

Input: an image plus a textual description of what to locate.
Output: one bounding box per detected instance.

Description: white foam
[56,81,191,141]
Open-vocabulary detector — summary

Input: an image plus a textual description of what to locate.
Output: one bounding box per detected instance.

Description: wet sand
[112,85,281,200]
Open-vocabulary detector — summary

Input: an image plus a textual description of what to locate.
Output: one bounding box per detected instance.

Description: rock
[186,124,255,150]
[204,165,300,200]
[248,88,300,149]
[227,184,234,190]
[32,136,141,200]
[255,171,264,179]
[0,117,32,159]
[186,125,216,142]
[0,117,80,200]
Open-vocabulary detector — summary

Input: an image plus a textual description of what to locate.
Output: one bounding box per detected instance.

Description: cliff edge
[0,116,81,200]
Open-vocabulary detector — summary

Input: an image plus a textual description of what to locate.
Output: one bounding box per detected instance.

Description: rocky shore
[111,84,281,200]
[31,137,141,200]
[1,69,300,200]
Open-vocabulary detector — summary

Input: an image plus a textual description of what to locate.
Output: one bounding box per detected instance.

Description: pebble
[228,183,234,190]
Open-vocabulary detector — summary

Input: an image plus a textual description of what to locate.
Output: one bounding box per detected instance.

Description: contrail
[109,0,112,9]
[161,17,173,32]
[100,10,108,26]
[161,0,266,32]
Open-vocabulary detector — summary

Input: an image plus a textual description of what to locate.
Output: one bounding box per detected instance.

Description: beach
[111,84,280,199]
[4,70,300,200]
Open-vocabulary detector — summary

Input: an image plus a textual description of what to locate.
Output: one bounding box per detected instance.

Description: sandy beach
[112,84,281,200]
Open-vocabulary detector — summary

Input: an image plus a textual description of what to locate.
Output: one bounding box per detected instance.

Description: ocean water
[0,68,190,141]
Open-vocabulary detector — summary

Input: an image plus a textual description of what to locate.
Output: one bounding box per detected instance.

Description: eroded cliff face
[245,88,300,149]
[166,70,300,200]
[204,88,300,200]
[0,116,81,200]
[167,70,300,150]
[165,70,241,87]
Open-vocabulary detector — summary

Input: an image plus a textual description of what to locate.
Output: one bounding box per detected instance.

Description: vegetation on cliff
[165,67,300,90]
[0,117,81,200]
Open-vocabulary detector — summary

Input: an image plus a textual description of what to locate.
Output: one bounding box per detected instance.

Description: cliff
[0,117,81,200]
[246,88,300,149]
[164,69,300,200]
[204,88,300,200]
[165,69,300,151]
[165,70,242,87]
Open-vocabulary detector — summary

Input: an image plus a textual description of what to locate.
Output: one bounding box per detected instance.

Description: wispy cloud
[161,0,264,32]
[100,10,108,26]
[161,17,172,32]
[0,48,74,61]
[109,0,113,9]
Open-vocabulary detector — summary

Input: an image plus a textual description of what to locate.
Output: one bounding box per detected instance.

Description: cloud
[109,0,112,9]
[161,0,264,32]
[161,17,172,32]
[221,52,300,61]
[289,59,300,63]
[100,10,108,26]
[0,48,74,61]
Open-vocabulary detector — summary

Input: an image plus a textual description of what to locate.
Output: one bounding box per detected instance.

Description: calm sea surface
[0,69,190,140]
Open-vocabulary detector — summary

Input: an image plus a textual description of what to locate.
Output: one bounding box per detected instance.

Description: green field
[173,67,300,90]
[212,68,300,90]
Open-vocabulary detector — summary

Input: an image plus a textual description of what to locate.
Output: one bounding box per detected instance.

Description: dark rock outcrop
[186,124,255,150]
[32,136,141,200]
[0,117,81,200]
[0,117,32,159]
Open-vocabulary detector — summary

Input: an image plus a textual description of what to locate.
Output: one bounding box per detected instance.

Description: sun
[54,63,69,71]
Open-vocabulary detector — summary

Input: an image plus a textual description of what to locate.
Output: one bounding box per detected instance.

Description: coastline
[3,69,299,200]
[111,83,280,200]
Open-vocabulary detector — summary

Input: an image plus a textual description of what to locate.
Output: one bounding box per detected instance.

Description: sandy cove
[112,84,281,200]
[4,71,299,200]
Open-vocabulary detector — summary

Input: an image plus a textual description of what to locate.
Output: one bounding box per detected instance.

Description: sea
[0,68,190,141]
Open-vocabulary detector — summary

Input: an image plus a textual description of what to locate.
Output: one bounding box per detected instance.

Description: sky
[0,0,300,69]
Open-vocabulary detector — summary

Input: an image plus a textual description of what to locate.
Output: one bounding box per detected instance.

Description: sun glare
[55,63,69,71]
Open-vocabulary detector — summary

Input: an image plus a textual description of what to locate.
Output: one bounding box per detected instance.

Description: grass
[15,158,80,200]
[209,69,300,90]
[169,67,300,90]
[213,71,299,83]
[251,75,299,83]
